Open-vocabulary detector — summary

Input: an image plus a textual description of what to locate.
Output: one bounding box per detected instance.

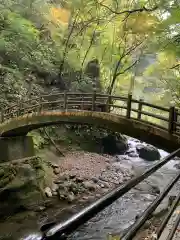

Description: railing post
[106,95,111,113]
[38,97,42,113]
[126,94,132,118]
[137,99,143,120]
[92,91,96,111]
[174,109,178,133]
[1,109,4,123]
[168,106,177,134]
[18,101,22,116]
[64,91,67,110]
[81,96,84,110]
[39,97,43,112]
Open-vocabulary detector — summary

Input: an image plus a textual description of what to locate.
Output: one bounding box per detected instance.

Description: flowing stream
[68,139,180,240]
[0,138,180,240]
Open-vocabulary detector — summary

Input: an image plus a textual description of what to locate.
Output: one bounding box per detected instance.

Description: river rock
[69,174,76,179]
[59,193,66,200]
[82,196,89,200]
[83,181,96,191]
[75,177,84,183]
[51,163,59,169]
[99,176,107,182]
[67,192,75,203]
[51,183,59,192]
[69,182,81,195]
[101,134,128,155]
[91,177,99,183]
[174,163,180,169]
[52,191,58,196]
[53,168,60,175]
[45,187,53,198]
[136,144,160,161]
[101,188,109,193]
[111,162,122,171]
[102,182,110,188]
[96,194,101,198]
[106,165,111,170]
[128,152,139,158]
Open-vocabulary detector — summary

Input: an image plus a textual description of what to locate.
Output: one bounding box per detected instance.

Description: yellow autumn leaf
[50,7,71,25]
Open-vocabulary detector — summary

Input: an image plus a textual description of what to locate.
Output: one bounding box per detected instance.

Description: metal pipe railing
[157,191,180,239]
[41,148,180,239]
[121,172,180,240]
[166,212,180,240]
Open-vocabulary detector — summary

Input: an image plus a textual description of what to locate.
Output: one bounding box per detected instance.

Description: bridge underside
[0,110,180,153]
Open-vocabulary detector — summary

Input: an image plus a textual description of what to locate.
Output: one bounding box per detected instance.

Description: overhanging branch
[170,63,180,70]
[97,1,158,15]
[115,60,138,77]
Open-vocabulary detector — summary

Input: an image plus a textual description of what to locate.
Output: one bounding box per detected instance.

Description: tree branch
[59,11,80,77]
[170,63,180,69]
[115,59,138,77]
[44,128,64,156]
[97,1,158,15]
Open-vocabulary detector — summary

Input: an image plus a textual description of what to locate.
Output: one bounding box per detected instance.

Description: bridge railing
[1,92,179,135]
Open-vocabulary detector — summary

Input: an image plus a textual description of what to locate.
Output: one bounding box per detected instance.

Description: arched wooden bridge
[1,93,180,240]
[0,91,180,151]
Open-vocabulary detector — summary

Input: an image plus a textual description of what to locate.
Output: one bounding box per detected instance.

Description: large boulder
[136,144,160,161]
[101,134,128,155]
[0,156,53,218]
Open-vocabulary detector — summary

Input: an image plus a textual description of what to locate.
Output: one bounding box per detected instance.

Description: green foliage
[28,131,46,150]
[0,0,179,122]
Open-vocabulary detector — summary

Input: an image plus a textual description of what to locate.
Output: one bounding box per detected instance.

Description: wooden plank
[108,104,127,110]
[131,109,169,122]
[110,96,127,101]
[140,101,169,112]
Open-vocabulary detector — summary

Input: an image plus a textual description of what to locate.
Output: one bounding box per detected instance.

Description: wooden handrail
[1,91,179,136]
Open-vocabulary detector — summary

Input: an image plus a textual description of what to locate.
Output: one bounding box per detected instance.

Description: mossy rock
[0,156,53,218]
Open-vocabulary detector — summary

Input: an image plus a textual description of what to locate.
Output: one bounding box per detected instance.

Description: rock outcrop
[136,144,160,161]
[0,156,53,217]
[101,134,128,155]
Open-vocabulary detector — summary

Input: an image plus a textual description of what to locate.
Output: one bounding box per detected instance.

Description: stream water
[0,137,180,240]
[68,139,180,240]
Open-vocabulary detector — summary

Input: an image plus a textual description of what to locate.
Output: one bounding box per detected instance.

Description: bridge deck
[0,92,180,152]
